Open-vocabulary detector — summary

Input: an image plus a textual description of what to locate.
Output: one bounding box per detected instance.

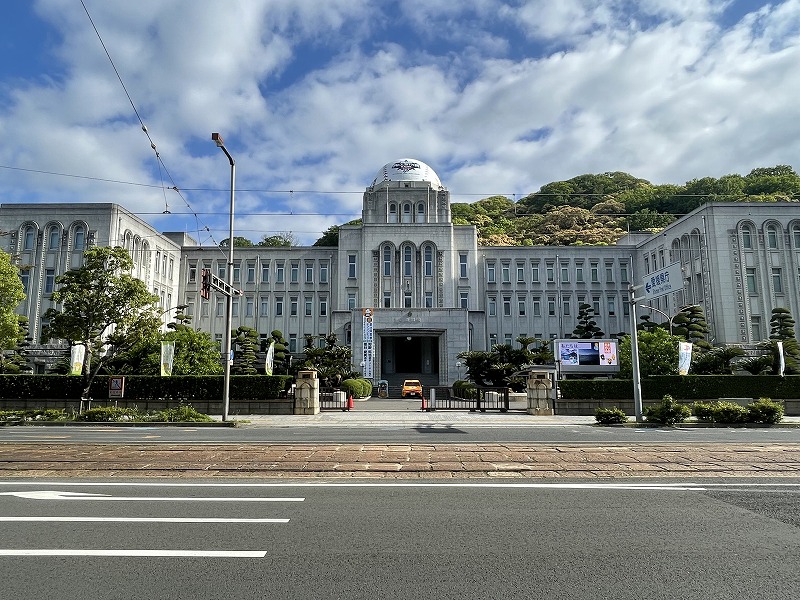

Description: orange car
[401,379,423,398]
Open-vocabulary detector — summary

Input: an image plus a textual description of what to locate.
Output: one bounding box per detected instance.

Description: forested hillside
[449,165,800,246]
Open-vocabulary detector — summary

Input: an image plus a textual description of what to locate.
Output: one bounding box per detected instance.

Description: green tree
[458,337,552,390]
[232,326,260,374]
[258,232,297,247]
[671,305,712,351]
[571,303,604,339]
[0,249,25,352]
[43,246,161,399]
[768,307,800,374]
[269,329,289,374]
[618,328,682,378]
[220,236,255,247]
[300,333,357,387]
[0,316,32,374]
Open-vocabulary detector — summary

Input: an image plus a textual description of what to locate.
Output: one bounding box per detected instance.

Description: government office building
[2,159,800,384]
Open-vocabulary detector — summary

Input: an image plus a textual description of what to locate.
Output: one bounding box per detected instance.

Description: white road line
[0,491,304,501]
[0,549,267,557]
[0,517,288,523]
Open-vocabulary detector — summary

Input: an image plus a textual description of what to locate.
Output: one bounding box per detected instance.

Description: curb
[0,420,237,428]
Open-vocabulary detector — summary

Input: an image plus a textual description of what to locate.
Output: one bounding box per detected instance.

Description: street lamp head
[211,132,225,147]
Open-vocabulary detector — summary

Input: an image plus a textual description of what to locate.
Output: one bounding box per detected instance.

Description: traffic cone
[347,394,354,411]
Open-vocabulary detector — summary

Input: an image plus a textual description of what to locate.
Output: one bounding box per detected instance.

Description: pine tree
[768,307,800,374]
[231,326,260,374]
[671,305,712,351]
[571,303,605,338]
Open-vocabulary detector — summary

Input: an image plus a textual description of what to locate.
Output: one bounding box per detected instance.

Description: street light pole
[212,132,235,422]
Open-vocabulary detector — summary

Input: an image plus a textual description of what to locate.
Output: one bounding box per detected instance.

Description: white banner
[777,341,785,377]
[678,342,693,376]
[265,341,274,376]
[69,345,85,376]
[160,341,175,376]
[362,308,374,379]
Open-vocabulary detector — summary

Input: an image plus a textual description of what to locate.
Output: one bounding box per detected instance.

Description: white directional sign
[641,262,683,301]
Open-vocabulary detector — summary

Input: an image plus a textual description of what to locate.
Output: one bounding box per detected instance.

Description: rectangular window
[489,333,498,347]
[247,263,255,283]
[233,265,241,283]
[48,228,60,250]
[404,292,412,308]
[768,228,778,249]
[424,247,433,277]
[622,294,630,317]
[320,297,328,317]
[290,263,299,283]
[276,264,284,283]
[320,262,329,284]
[44,269,55,294]
[591,264,599,283]
[188,264,197,283]
[216,301,224,317]
[548,297,556,316]
[658,250,665,268]
[746,268,757,294]
[561,267,569,284]
[246,297,254,317]
[532,297,541,316]
[517,264,525,283]
[404,247,412,277]
[546,266,554,283]
[290,297,298,316]
[503,296,511,316]
[275,297,284,316]
[425,292,433,308]
[742,229,752,249]
[487,263,496,283]
[607,296,616,316]
[518,297,526,316]
[750,316,761,341]
[489,298,497,317]
[155,251,161,274]
[593,295,600,315]
[504,334,513,346]
[348,255,357,278]
[289,335,297,353]
[305,263,313,283]
[576,267,584,283]
[460,291,468,309]
[605,264,614,282]
[261,263,270,283]
[531,266,539,283]
[383,247,391,277]
[620,264,629,283]
[644,256,650,274]
[168,258,174,280]
[348,293,356,310]
[162,255,168,276]
[260,297,269,316]
[459,254,468,278]
[562,297,570,316]
[232,299,239,317]
[772,268,783,293]
[501,263,510,283]
[305,297,312,316]
[383,291,391,308]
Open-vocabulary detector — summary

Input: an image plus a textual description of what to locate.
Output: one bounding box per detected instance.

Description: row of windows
[741,223,800,250]
[189,261,330,285]
[21,225,85,252]
[487,295,628,318]
[382,246,441,277]
[387,202,426,223]
[189,296,330,319]
[486,262,629,285]
[745,266,800,294]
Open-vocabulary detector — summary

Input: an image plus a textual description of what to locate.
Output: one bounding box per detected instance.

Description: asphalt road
[0,478,798,600]
[3,424,800,444]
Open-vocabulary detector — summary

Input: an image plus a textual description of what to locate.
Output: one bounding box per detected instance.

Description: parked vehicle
[401,379,423,398]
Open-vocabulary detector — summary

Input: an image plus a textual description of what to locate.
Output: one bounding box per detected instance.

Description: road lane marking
[0,491,305,501]
[0,517,288,523]
[0,549,267,557]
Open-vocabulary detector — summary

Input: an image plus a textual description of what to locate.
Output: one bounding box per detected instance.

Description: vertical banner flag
[362,308,374,379]
[777,341,785,377]
[265,341,274,376]
[678,342,693,376]
[160,341,175,376]
[69,345,85,376]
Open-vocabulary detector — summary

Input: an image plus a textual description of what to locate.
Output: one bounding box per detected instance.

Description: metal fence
[427,386,510,412]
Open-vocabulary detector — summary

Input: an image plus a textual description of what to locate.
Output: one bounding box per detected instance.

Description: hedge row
[0,374,294,400]
[560,375,800,400]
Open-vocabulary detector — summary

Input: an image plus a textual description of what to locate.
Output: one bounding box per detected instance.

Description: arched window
[766,224,779,249]
[73,226,85,251]
[424,245,433,276]
[402,203,412,224]
[670,239,680,263]
[403,246,412,276]
[388,203,397,223]
[741,226,752,249]
[48,227,61,251]
[793,224,800,248]
[383,246,392,276]
[416,202,425,221]
[23,226,35,250]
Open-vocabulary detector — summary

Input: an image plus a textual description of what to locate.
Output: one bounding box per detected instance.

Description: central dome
[371,158,442,189]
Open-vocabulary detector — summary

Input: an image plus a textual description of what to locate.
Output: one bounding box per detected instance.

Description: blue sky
[1,0,799,245]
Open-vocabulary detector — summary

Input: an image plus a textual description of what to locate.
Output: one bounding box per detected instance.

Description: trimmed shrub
[691,401,715,422]
[153,405,214,422]
[76,407,140,422]
[645,394,691,426]
[453,380,477,399]
[595,406,628,425]
[746,398,784,424]
[710,401,748,424]
[340,378,372,398]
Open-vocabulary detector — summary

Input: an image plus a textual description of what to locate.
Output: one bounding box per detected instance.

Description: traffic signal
[200,268,211,300]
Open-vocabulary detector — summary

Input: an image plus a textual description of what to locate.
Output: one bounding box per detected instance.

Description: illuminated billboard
[556,339,619,374]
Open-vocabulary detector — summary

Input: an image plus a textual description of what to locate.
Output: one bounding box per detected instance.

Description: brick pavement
[2,442,800,478]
